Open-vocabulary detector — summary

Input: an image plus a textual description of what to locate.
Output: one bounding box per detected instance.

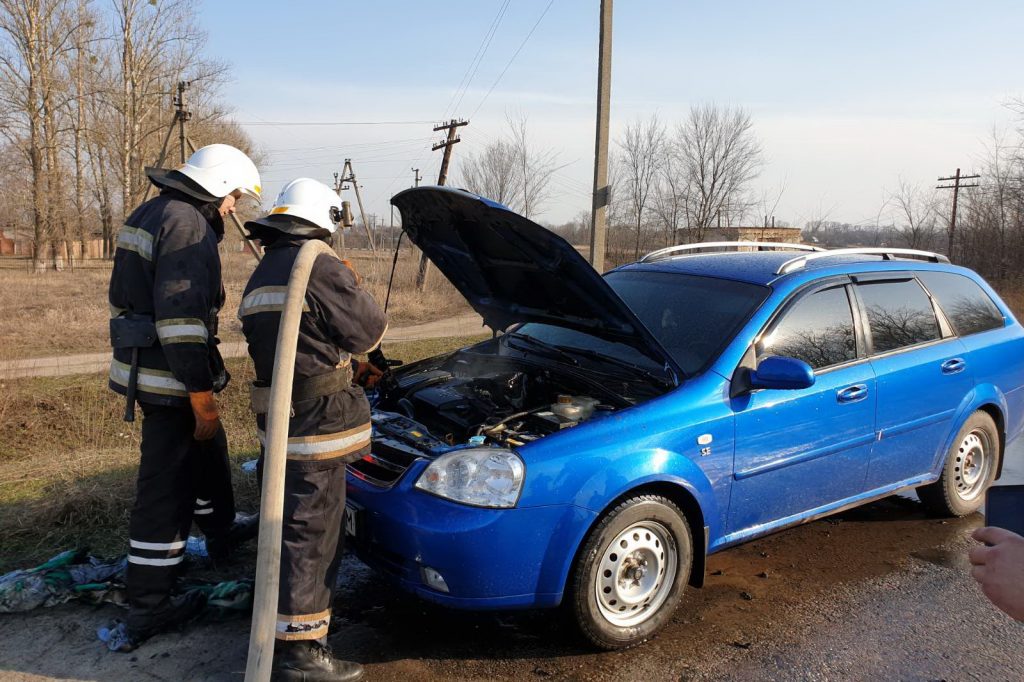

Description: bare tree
[617,114,664,258]
[457,136,522,208]
[0,1,254,268]
[671,104,762,242]
[507,112,558,219]
[0,0,86,270]
[111,0,224,217]
[651,146,684,246]
[457,113,560,218]
[755,179,787,239]
[887,178,940,250]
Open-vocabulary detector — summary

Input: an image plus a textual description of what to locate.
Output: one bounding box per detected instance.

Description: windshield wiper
[503,332,579,366]
[552,345,676,387]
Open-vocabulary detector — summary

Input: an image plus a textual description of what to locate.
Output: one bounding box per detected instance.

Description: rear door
[856,274,974,488]
[728,281,876,534]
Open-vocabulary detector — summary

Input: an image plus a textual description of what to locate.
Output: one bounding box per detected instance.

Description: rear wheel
[917,411,999,517]
[569,495,692,650]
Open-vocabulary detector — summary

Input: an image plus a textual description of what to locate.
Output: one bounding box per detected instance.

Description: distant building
[708,225,803,244]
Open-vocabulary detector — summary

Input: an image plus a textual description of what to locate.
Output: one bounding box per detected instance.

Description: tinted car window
[856,280,940,353]
[603,271,769,376]
[758,286,857,369]
[917,271,1004,336]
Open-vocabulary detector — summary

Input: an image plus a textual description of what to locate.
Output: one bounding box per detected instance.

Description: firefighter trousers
[126,402,235,629]
[258,457,348,642]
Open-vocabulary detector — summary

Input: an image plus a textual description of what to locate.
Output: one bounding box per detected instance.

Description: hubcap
[595,521,677,627]
[954,430,991,501]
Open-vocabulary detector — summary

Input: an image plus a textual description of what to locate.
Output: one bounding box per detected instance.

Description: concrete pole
[589,0,613,273]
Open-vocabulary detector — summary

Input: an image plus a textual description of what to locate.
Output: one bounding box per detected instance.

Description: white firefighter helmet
[265,178,343,233]
[176,143,262,202]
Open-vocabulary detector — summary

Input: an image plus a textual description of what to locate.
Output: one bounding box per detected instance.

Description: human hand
[969,526,1024,621]
[352,359,384,390]
[189,390,221,441]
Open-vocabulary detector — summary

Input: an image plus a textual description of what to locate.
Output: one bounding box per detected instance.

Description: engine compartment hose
[245,239,338,682]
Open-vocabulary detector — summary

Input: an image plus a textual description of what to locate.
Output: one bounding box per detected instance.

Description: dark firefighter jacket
[239,235,388,466]
[108,189,227,407]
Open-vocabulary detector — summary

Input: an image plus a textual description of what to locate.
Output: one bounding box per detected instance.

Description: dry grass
[0,265,113,360]
[0,334,485,572]
[0,245,469,361]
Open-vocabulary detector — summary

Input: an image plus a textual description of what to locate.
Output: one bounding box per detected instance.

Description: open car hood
[390,186,681,379]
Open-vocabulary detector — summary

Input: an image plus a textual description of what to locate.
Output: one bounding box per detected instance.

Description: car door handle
[836,384,868,404]
[941,358,966,375]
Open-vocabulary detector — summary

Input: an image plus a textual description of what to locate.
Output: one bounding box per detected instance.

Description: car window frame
[752,276,869,376]
[914,271,1008,339]
[847,271,955,359]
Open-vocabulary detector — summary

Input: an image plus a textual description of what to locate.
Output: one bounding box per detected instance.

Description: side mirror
[749,355,815,390]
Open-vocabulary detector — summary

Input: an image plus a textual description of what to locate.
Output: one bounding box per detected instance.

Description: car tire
[569,494,692,650]
[917,411,1000,517]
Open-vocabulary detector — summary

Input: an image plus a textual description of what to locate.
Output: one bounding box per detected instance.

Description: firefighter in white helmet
[239,178,387,682]
[105,144,262,651]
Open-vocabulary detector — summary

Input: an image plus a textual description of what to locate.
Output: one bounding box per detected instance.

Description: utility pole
[142,81,192,204]
[332,172,347,253]
[589,0,613,272]
[937,168,980,260]
[175,80,191,164]
[416,119,469,290]
[338,158,376,255]
[412,167,422,187]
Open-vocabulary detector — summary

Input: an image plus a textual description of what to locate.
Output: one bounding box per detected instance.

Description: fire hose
[244,238,336,682]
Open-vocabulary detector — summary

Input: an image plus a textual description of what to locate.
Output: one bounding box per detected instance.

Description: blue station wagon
[345,186,1024,649]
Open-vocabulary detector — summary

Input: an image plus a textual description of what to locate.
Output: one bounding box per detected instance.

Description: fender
[571,447,718,520]
[555,448,721,592]
[930,383,1008,477]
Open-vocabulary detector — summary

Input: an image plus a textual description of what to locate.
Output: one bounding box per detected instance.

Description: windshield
[603,270,769,376]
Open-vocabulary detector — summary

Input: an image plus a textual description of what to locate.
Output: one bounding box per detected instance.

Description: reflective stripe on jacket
[107,189,226,406]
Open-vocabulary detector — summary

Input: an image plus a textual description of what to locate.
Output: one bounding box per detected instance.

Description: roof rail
[640,241,823,263]
[776,248,950,275]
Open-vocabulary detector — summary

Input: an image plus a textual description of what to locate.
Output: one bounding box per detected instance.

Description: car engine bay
[370,345,654,452]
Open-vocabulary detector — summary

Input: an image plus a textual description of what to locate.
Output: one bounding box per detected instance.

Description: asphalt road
[1,443,1021,681]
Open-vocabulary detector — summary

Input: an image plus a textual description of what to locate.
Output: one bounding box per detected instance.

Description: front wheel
[569,495,692,650]
[917,411,1000,517]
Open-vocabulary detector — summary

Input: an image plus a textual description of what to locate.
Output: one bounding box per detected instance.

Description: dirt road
[0,313,484,380]
[1,449,1021,681]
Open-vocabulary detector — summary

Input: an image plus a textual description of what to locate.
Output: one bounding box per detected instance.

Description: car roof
[613,251,961,286]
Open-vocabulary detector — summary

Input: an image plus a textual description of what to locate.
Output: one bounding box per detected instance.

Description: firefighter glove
[189,390,221,441]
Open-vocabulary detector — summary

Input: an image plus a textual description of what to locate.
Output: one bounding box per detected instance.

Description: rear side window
[758,286,857,369]
[917,272,1004,336]
[856,280,940,353]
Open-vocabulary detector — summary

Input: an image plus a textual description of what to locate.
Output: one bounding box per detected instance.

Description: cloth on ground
[0,548,254,634]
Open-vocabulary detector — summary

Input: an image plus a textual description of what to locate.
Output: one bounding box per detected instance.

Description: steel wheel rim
[954,429,991,501]
[594,520,677,627]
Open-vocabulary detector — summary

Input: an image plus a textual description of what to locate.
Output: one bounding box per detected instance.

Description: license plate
[344,503,359,537]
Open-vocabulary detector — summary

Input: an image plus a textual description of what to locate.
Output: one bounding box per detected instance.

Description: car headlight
[414,448,525,508]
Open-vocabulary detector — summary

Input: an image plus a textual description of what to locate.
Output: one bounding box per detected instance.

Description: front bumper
[345,464,596,610]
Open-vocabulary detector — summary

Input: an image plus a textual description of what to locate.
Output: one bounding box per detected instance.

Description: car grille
[347,437,422,488]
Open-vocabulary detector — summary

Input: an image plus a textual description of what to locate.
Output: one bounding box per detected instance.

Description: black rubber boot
[271,641,365,682]
[206,512,260,564]
[121,590,207,651]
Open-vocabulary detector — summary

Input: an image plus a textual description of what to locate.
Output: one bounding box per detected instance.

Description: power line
[470,0,557,119]
[238,120,434,126]
[444,0,512,119]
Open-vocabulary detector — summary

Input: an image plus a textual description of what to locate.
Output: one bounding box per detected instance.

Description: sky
[197,0,1023,229]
